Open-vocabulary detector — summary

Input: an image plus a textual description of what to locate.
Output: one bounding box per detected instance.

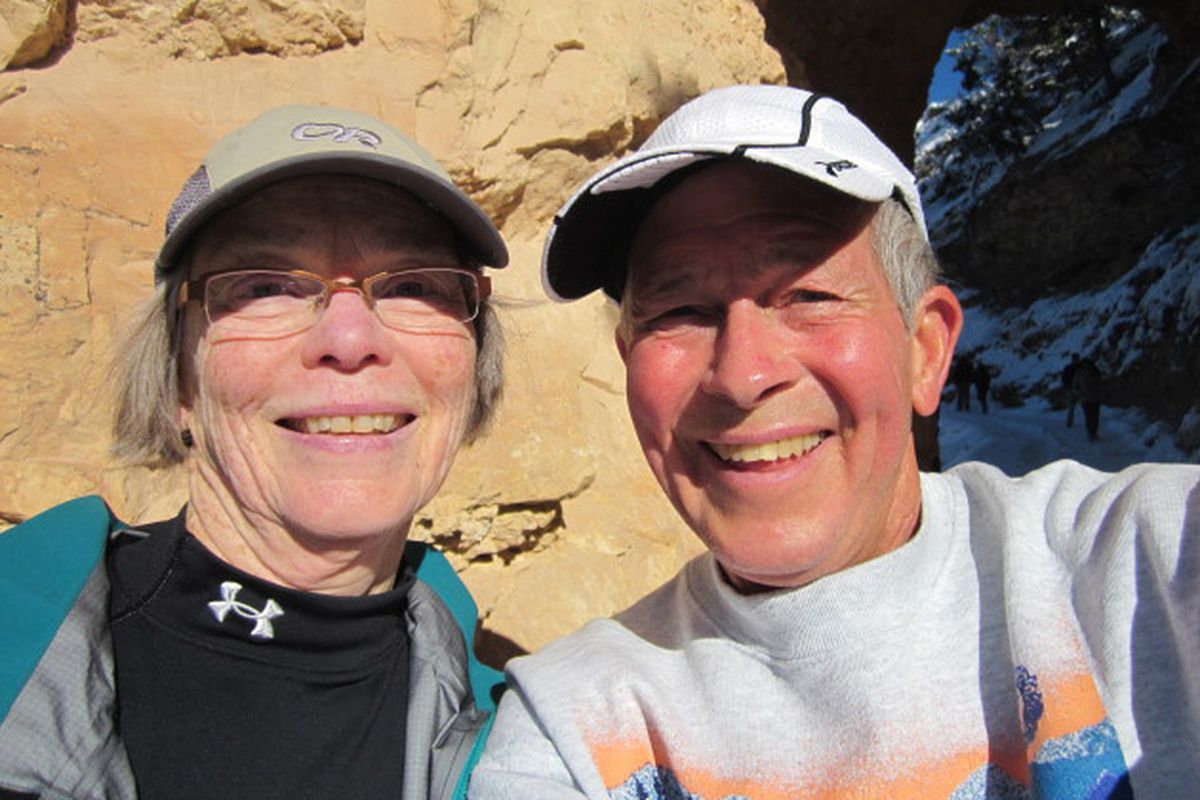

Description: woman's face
[177,176,478,555]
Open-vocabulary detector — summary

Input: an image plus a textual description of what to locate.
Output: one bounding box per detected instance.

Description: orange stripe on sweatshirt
[590,736,1024,799]
[587,669,1110,799]
[1026,669,1109,752]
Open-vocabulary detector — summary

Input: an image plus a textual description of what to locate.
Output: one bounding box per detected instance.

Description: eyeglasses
[179,268,490,338]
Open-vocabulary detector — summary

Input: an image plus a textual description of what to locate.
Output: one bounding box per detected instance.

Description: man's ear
[910,285,963,416]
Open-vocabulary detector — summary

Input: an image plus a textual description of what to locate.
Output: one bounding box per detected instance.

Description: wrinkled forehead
[626,161,874,292]
[186,174,463,272]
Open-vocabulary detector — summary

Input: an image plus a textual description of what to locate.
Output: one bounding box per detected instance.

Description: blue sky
[927,29,966,105]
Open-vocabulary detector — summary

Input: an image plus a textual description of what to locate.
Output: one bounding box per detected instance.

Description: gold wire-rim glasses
[178,267,491,336]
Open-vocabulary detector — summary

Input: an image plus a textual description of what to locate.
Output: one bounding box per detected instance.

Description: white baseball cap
[542,85,924,302]
[157,104,508,280]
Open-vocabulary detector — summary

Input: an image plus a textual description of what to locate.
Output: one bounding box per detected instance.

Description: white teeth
[709,433,825,463]
[299,414,401,435]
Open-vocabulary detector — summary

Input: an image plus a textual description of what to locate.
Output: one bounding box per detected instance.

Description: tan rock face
[1,0,68,69]
[0,0,782,659]
[76,0,366,58]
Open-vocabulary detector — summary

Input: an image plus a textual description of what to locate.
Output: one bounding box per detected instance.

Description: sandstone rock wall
[0,0,784,657]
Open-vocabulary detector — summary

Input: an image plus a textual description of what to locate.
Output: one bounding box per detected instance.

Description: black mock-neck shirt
[108,510,413,798]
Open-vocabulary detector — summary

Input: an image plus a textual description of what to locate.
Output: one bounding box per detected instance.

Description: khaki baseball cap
[156,104,508,280]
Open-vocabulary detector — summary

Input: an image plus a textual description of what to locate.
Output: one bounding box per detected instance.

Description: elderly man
[1,106,506,799]
[471,86,1200,799]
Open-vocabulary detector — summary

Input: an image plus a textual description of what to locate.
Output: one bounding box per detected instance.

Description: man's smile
[705,431,830,464]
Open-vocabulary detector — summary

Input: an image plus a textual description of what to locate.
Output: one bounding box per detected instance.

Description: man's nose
[300,287,392,371]
[700,301,797,408]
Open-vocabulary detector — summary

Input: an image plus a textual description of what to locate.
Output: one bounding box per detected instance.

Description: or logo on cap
[291,122,382,150]
[815,159,857,178]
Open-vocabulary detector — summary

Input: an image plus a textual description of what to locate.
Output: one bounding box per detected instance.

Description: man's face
[178,176,477,560]
[619,161,958,592]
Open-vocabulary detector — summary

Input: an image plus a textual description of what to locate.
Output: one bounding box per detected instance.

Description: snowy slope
[917,15,1199,464]
[952,221,1200,387]
[916,19,1180,248]
[941,221,1199,467]
[941,397,1186,475]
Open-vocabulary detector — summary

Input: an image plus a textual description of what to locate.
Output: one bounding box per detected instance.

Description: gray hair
[617,197,940,340]
[111,282,186,467]
[869,198,941,328]
[111,277,504,467]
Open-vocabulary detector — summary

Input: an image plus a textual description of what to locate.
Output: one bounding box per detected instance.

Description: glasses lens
[370,269,479,329]
[205,271,324,334]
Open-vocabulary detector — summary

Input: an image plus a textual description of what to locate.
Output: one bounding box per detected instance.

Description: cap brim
[543,145,898,302]
[157,153,508,277]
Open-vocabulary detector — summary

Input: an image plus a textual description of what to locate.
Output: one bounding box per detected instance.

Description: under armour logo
[291,122,382,150]
[208,581,284,640]
[815,159,857,177]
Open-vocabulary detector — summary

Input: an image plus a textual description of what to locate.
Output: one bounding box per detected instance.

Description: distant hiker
[973,360,993,414]
[1073,357,1104,441]
[1063,354,1081,427]
[952,355,975,411]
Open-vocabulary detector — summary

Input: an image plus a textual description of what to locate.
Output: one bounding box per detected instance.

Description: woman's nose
[299,288,392,371]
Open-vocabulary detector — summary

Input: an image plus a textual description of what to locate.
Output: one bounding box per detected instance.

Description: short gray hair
[870,198,941,328]
[111,277,504,467]
[617,198,940,339]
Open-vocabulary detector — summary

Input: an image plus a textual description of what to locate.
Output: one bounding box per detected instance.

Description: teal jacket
[0,496,503,799]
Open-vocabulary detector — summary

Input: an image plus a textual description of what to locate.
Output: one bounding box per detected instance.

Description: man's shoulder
[940,458,1199,500]
[508,555,713,674]
[931,459,1198,559]
[612,553,715,642]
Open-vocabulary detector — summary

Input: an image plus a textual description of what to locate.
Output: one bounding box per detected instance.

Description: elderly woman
[0,106,507,799]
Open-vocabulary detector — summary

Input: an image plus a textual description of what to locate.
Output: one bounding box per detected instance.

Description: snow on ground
[918,17,1198,476]
[939,221,1199,476]
[948,220,1198,443]
[940,395,1190,477]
